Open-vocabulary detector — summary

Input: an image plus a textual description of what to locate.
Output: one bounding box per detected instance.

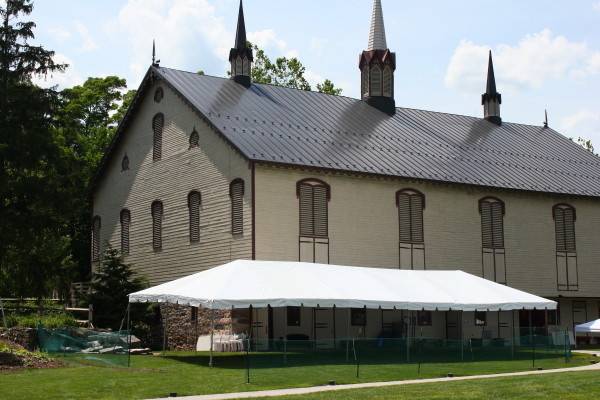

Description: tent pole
[346,308,351,362]
[127,303,131,368]
[284,307,287,364]
[460,310,464,362]
[209,307,215,367]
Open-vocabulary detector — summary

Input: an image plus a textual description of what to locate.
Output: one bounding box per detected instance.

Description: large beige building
[92,0,600,344]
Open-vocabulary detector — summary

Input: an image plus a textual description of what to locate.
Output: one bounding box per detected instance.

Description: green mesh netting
[37,326,131,367]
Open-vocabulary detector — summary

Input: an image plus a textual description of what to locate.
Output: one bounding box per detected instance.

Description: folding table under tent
[575,319,600,334]
[128,260,557,365]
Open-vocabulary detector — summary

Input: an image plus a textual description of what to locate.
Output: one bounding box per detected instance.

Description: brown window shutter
[491,201,504,249]
[230,180,244,235]
[299,184,314,237]
[313,185,328,238]
[92,216,101,261]
[188,192,201,242]
[480,201,494,248]
[554,207,566,252]
[152,114,164,161]
[410,194,424,243]
[563,207,576,252]
[120,209,130,255]
[398,193,411,243]
[151,201,163,250]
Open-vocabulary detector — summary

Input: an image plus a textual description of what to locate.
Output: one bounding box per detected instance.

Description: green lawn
[0,351,596,400]
[253,371,600,400]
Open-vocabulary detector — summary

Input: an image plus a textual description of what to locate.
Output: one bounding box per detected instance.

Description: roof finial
[485,50,497,95]
[544,109,549,128]
[234,0,247,50]
[367,0,387,51]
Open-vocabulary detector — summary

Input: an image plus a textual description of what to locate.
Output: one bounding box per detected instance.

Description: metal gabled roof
[149,66,600,197]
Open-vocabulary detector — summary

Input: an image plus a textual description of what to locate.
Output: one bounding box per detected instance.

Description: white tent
[575,319,600,334]
[129,260,556,311]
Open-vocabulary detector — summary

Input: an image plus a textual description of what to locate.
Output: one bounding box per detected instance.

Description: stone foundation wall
[0,328,38,351]
[159,304,234,351]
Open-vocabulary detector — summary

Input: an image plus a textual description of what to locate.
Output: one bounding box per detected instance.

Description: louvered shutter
[189,130,199,149]
[120,210,130,255]
[371,66,382,96]
[313,185,328,238]
[231,181,244,235]
[554,207,566,252]
[398,193,412,243]
[410,194,424,243]
[299,184,314,237]
[92,216,101,261]
[563,207,576,252]
[491,202,504,249]
[481,202,493,248]
[383,66,392,97]
[152,202,163,250]
[152,114,164,161]
[188,192,201,242]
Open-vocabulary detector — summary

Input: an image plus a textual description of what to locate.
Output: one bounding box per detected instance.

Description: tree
[317,79,343,96]
[246,43,342,95]
[576,137,595,155]
[0,0,72,299]
[87,247,146,329]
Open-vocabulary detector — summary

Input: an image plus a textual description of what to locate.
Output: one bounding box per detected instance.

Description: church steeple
[359,0,396,115]
[229,0,253,87]
[482,51,502,125]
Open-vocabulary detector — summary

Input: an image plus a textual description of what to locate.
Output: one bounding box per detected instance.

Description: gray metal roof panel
[157,67,600,197]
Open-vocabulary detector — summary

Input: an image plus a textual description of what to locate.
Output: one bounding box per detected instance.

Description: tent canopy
[129,260,556,312]
[575,319,600,333]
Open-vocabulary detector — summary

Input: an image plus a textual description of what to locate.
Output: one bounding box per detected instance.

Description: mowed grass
[253,371,600,400]
[0,351,596,400]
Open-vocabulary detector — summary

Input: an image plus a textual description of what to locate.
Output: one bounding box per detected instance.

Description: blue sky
[29,0,600,145]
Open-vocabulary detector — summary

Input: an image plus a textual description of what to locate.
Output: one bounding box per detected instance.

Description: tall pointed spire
[367,0,387,51]
[229,0,253,87]
[360,0,396,115]
[234,0,247,50]
[482,50,502,125]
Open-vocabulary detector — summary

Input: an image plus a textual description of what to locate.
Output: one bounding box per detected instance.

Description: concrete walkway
[150,352,600,400]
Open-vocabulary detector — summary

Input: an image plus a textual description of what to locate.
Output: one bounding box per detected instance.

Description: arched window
[298,179,330,238]
[151,201,163,250]
[553,204,576,252]
[230,179,244,235]
[361,68,369,98]
[553,204,577,291]
[188,191,201,243]
[479,197,506,283]
[154,87,164,103]
[121,154,129,171]
[479,197,505,249]
[397,189,425,270]
[189,129,199,149]
[92,216,101,262]
[120,209,131,255]
[370,65,382,96]
[235,57,243,76]
[383,66,393,97]
[397,189,424,244]
[152,113,164,161]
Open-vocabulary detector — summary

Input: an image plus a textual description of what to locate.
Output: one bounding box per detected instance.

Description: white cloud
[594,1,600,12]
[31,53,83,89]
[445,29,600,92]
[560,109,600,145]
[75,21,97,52]
[113,0,232,84]
[47,26,71,42]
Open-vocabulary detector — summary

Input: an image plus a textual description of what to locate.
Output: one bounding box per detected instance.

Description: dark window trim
[478,196,505,215]
[151,200,164,251]
[189,128,199,149]
[296,178,331,201]
[229,178,245,197]
[120,209,131,255]
[188,191,201,243]
[230,179,245,235]
[395,188,426,208]
[553,203,577,221]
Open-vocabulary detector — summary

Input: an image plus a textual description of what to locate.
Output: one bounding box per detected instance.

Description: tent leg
[209,308,215,367]
[127,303,131,368]
[460,311,464,362]
[346,308,351,362]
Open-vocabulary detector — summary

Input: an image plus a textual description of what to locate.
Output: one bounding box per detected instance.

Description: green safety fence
[37,326,131,367]
[240,333,571,385]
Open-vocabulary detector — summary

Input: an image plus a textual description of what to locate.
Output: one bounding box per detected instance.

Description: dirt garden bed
[0,339,62,371]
